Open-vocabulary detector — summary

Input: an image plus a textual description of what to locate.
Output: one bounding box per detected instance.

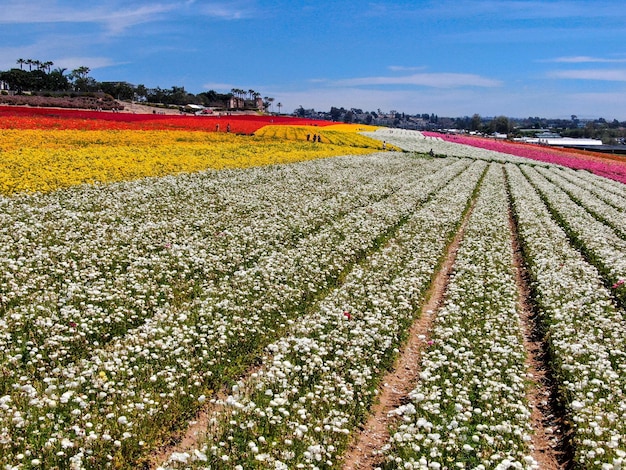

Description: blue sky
[2,0,626,119]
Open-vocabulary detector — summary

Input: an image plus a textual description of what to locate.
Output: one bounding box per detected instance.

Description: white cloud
[194,1,257,20]
[54,57,121,71]
[365,0,625,21]
[546,56,626,63]
[332,72,502,88]
[388,65,428,72]
[548,69,626,81]
[0,1,176,31]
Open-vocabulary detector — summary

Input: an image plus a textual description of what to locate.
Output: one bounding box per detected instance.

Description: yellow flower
[0,127,386,195]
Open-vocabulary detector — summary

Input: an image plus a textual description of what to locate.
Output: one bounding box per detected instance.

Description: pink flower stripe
[423,131,626,185]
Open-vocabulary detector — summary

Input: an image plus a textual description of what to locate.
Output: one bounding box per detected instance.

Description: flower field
[0,111,379,195]
[1,112,625,469]
[422,131,626,185]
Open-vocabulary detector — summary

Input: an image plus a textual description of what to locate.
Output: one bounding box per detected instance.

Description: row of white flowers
[158,160,488,468]
[557,168,626,221]
[382,164,537,469]
[519,165,626,304]
[0,154,469,467]
[566,166,626,200]
[532,166,626,238]
[363,129,532,165]
[506,163,626,468]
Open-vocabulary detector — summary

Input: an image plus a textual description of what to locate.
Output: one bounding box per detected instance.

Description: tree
[70,66,92,91]
[329,106,343,121]
[490,115,511,134]
[134,84,148,102]
[46,67,70,91]
[470,113,482,132]
[277,102,282,114]
[0,68,31,92]
[16,58,26,70]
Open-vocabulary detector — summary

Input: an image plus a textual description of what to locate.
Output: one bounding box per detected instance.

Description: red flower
[343,311,352,320]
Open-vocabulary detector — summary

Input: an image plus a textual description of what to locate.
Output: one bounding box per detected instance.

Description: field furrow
[552,167,626,214]
[157,161,488,469]
[0,155,472,467]
[506,163,626,467]
[534,166,626,239]
[519,165,626,307]
[381,163,536,469]
[2,117,626,470]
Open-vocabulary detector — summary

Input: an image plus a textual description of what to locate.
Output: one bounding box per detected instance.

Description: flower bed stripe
[552,168,626,215]
[0,155,469,467]
[157,160,488,468]
[424,131,626,185]
[0,129,379,195]
[534,166,626,239]
[382,163,536,469]
[506,163,626,468]
[520,165,626,307]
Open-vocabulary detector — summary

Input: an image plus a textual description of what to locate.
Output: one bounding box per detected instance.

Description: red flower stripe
[0,106,335,133]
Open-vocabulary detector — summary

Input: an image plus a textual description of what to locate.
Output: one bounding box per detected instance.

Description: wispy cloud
[364,0,625,21]
[388,65,428,72]
[192,0,257,20]
[0,0,254,33]
[54,57,121,71]
[547,69,626,81]
[333,72,502,88]
[546,56,626,63]
[0,1,178,36]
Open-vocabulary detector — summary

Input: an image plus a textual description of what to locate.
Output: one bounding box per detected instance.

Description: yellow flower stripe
[0,129,381,195]
[254,124,399,150]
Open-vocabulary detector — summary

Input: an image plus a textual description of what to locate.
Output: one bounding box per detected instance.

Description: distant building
[516,135,603,146]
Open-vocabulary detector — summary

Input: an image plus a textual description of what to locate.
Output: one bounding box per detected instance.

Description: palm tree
[16,58,26,70]
[71,66,90,79]
[42,61,54,73]
[26,59,34,71]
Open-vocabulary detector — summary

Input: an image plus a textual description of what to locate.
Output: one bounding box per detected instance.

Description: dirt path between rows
[507,181,571,469]
[341,202,476,469]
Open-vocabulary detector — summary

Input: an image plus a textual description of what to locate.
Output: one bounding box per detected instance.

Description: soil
[507,187,571,469]
[341,203,475,469]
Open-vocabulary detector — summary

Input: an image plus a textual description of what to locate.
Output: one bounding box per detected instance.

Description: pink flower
[613,279,625,289]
